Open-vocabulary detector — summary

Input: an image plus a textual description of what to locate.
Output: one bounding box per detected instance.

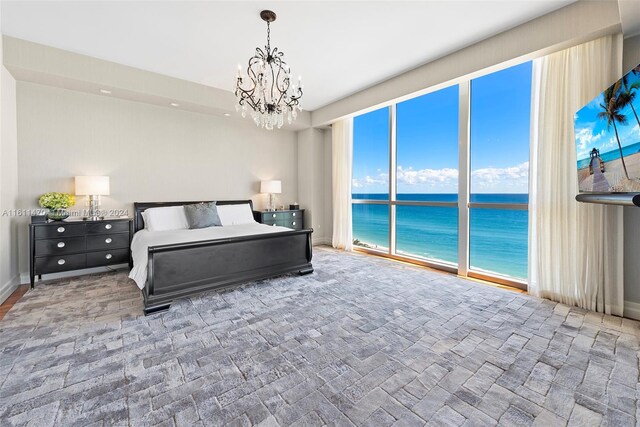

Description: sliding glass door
[351,61,532,287]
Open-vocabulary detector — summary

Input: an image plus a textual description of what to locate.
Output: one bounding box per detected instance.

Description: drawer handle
[292,222,296,226]
[293,213,296,217]
[105,254,112,260]
[105,224,112,230]
[105,238,113,244]
[58,259,66,265]
[57,242,66,248]
[57,227,65,233]
[272,214,276,218]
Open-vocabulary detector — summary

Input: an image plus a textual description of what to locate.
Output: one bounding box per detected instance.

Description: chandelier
[235,10,303,130]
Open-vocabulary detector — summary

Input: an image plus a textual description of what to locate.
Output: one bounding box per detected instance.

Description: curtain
[332,118,353,251]
[529,34,624,316]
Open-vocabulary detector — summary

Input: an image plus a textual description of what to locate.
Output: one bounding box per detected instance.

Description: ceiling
[1,1,576,111]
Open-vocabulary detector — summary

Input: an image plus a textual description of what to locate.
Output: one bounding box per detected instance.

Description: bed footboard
[142,229,313,314]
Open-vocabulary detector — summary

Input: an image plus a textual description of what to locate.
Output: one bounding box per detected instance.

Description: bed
[131,200,313,314]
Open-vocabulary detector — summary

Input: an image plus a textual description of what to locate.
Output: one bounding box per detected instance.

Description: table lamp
[260,180,281,211]
[75,176,110,220]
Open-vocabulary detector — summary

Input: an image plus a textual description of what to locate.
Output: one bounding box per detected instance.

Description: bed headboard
[133,200,254,233]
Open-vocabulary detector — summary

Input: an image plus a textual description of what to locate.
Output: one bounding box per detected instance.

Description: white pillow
[216,204,255,226]
[142,206,189,232]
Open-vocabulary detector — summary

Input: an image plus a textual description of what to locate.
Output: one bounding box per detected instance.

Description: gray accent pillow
[184,202,222,229]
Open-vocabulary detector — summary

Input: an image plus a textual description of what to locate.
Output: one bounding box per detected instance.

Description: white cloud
[604,136,617,149]
[396,166,458,186]
[575,127,605,151]
[352,162,529,193]
[352,174,388,189]
[628,123,640,140]
[471,162,529,191]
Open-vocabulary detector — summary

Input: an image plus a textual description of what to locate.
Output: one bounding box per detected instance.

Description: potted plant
[38,192,76,221]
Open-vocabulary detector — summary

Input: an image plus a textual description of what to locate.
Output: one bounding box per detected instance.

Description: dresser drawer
[86,233,130,251]
[35,254,86,274]
[35,237,86,256]
[87,221,130,235]
[285,211,302,220]
[262,212,284,221]
[34,223,86,239]
[261,217,281,226]
[283,219,303,230]
[87,249,129,267]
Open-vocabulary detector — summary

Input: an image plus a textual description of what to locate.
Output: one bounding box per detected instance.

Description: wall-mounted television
[574,63,640,206]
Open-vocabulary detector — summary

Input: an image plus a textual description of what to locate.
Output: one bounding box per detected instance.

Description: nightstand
[29,218,133,288]
[253,209,304,230]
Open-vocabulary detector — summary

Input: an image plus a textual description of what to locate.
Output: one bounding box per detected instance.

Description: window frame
[351,64,530,291]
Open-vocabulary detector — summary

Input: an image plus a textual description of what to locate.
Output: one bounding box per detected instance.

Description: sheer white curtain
[529,34,624,316]
[332,118,353,251]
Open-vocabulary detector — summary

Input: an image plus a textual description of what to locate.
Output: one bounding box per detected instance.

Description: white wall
[623,33,640,317]
[322,129,333,243]
[0,43,20,302]
[296,127,332,245]
[15,81,299,274]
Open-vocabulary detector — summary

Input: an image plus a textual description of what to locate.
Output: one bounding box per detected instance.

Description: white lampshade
[260,180,282,194]
[75,176,110,196]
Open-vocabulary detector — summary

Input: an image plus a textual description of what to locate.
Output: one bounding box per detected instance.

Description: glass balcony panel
[352,204,389,251]
[396,205,458,265]
[469,207,528,280]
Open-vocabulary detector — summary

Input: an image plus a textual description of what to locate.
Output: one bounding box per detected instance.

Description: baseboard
[0,274,20,305]
[19,263,129,286]
[312,237,332,246]
[624,300,640,321]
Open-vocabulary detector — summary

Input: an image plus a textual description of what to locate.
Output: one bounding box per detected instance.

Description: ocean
[577,141,640,169]
[352,193,528,280]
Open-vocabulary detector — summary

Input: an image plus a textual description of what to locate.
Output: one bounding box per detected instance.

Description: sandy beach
[578,151,640,192]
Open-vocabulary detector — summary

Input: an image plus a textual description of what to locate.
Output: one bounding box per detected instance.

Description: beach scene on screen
[575,64,640,193]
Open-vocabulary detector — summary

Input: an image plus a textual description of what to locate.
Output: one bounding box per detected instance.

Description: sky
[574,69,640,164]
[352,61,532,194]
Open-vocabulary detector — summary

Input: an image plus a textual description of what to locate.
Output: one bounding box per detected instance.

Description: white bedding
[129,223,290,289]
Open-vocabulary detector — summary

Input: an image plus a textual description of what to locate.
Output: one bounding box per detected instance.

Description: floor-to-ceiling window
[351,61,531,287]
[396,86,459,266]
[352,106,390,251]
[469,62,531,281]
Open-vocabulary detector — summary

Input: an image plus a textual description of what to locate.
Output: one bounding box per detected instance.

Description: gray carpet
[0,247,639,426]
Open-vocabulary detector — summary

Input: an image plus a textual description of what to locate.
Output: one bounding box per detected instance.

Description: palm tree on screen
[618,75,640,129]
[598,81,630,180]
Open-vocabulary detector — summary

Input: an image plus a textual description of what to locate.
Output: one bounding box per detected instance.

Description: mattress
[129,223,290,289]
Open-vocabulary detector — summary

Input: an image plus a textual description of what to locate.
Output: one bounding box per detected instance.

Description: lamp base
[267,193,278,211]
[85,195,103,221]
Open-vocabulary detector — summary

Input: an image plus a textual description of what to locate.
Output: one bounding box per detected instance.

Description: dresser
[253,209,304,230]
[29,218,133,288]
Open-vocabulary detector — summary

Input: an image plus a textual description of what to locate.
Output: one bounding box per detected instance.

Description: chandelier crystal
[234,10,303,130]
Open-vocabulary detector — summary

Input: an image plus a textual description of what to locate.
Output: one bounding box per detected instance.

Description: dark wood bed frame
[134,200,313,314]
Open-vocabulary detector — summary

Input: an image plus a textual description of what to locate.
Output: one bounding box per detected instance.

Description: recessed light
[224,113,231,117]
[100,89,112,94]
[170,102,180,107]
